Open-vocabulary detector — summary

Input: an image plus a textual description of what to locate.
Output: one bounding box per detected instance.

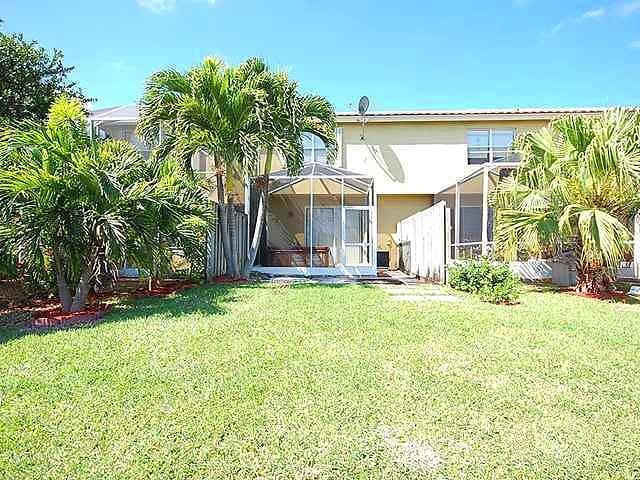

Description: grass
[1,282,639,479]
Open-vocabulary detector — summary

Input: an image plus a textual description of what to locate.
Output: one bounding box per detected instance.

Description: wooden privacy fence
[396,201,451,283]
[206,206,248,280]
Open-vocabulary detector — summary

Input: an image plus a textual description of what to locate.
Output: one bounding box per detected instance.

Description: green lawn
[1,283,639,479]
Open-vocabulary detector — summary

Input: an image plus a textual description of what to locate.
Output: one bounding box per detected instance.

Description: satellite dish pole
[358,96,369,140]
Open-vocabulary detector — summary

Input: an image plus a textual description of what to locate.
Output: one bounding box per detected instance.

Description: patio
[252,162,377,277]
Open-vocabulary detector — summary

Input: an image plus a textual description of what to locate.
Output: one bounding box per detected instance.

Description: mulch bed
[0,280,197,331]
[567,289,635,302]
[208,275,251,285]
[128,280,196,298]
[26,303,112,330]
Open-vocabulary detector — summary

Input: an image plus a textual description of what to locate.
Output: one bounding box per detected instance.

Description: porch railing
[450,241,494,260]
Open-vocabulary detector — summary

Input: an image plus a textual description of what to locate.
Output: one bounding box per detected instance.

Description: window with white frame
[302,133,327,163]
[467,129,516,165]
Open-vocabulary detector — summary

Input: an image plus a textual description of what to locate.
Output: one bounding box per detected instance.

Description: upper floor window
[303,133,327,164]
[467,129,516,165]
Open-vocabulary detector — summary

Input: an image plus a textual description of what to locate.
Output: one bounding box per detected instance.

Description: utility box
[551,260,577,287]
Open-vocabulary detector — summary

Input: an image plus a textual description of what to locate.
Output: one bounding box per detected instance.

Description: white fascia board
[91,117,139,122]
[335,109,610,124]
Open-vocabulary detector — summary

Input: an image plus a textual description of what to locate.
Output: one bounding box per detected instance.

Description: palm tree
[493,109,640,294]
[0,96,213,312]
[138,57,265,278]
[240,69,336,277]
[123,154,214,290]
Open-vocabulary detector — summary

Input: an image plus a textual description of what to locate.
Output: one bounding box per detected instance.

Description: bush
[448,257,520,304]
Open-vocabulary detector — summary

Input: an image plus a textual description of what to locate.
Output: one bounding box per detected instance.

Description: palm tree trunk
[227,200,240,276]
[69,249,97,312]
[241,184,267,277]
[575,260,610,295]
[225,169,240,277]
[53,247,72,312]
[241,149,273,278]
[214,156,239,278]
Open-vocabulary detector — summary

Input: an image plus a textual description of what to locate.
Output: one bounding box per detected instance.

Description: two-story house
[90,106,613,277]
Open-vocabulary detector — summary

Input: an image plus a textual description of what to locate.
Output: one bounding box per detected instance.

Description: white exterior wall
[98,123,149,153]
[338,120,546,194]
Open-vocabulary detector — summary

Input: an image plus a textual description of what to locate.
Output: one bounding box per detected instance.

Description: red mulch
[130,281,196,298]
[208,275,250,285]
[0,280,197,331]
[27,303,112,330]
[567,289,633,302]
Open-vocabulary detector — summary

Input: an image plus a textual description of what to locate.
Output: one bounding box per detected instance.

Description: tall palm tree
[240,69,336,277]
[0,96,213,312]
[138,57,265,278]
[493,109,640,294]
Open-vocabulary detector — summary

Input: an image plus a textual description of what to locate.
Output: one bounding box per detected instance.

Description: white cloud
[137,0,176,14]
[581,7,606,19]
[136,0,219,13]
[543,6,606,38]
[630,40,640,48]
[542,20,565,38]
[618,0,640,16]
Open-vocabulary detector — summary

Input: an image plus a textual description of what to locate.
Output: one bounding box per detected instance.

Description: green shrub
[448,257,520,304]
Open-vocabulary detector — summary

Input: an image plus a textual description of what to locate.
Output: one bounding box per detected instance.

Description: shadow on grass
[0,280,366,345]
[0,283,256,345]
[525,282,640,304]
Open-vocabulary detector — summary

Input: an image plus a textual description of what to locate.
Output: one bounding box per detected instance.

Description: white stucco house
[89,105,639,280]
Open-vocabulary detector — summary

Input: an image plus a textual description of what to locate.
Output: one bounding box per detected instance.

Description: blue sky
[3,0,640,111]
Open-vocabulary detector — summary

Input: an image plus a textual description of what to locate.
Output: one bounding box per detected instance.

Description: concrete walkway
[376,271,461,303]
[262,271,460,303]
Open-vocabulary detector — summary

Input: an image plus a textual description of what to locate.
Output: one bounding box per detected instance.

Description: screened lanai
[435,164,517,260]
[253,162,377,276]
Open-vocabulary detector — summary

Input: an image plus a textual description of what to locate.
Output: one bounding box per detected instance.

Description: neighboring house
[91,106,627,278]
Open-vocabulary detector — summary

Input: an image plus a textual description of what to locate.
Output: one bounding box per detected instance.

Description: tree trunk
[149,237,161,291]
[227,201,240,276]
[241,149,273,278]
[241,182,267,278]
[214,157,239,278]
[53,247,72,312]
[70,251,97,312]
[575,260,611,295]
[225,168,240,277]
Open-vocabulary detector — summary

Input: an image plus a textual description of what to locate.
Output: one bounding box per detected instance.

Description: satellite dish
[358,96,370,116]
[358,96,369,140]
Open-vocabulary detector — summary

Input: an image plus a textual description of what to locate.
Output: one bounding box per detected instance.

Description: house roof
[90,104,620,124]
[335,107,615,123]
[90,104,139,122]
